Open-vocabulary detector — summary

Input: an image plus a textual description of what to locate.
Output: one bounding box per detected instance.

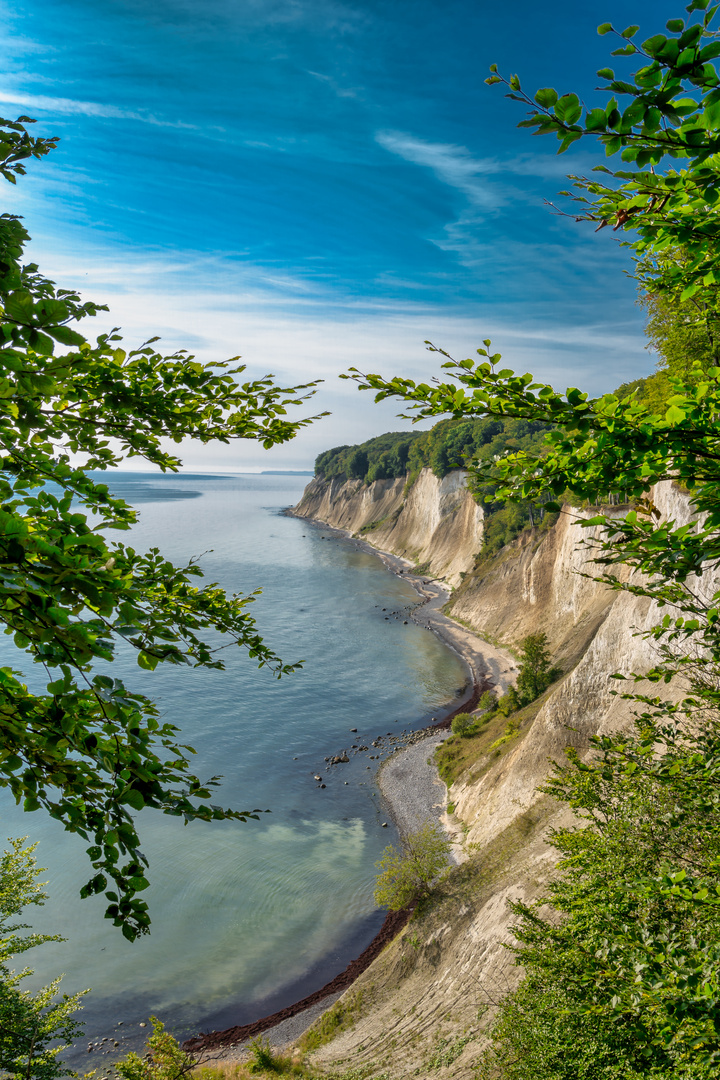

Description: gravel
[376,731,450,840]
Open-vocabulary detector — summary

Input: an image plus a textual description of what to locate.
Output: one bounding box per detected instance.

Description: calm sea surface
[0,473,467,1051]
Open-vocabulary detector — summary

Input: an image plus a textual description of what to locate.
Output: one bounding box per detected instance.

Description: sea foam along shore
[184,518,518,1058]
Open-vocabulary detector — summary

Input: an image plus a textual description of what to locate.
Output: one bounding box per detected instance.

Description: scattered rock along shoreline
[183,513,517,1057]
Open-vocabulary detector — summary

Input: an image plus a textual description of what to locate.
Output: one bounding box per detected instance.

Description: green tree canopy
[314,417,555,554]
[0,114,324,939]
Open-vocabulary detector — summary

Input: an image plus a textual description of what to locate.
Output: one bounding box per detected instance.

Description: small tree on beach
[374,822,451,911]
[451,711,474,737]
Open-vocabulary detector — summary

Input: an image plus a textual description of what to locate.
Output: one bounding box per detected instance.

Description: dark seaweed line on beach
[183,906,413,1053]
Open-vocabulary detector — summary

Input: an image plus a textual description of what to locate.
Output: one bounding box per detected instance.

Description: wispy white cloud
[307,70,362,99]
[377,130,582,190]
[26,235,648,472]
[375,129,599,268]
[0,89,200,130]
[122,0,368,34]
[375,131,516,269]
[376,130,505,209]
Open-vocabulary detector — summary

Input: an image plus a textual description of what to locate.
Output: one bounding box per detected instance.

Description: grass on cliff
[193,1054,385,1080]
[298,989,368,1052]
[436,698,544,788]
[194,1054,310,1079]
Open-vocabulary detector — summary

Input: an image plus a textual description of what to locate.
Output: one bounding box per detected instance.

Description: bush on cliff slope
[516,633,562,705]
[373,822,451,911]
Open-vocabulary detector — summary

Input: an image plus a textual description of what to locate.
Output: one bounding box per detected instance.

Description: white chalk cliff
[294,469,484,587]
[292,471,702,1078]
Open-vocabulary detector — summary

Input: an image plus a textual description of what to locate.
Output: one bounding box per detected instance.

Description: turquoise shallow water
[0,473,467,1051]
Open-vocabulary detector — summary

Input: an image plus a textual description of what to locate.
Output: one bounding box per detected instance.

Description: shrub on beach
[374,822,451,911]
[451,712,475,737]
[479,690,498,713]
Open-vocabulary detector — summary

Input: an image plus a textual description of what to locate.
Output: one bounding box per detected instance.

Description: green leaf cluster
[0,116,325,938]
[484,1,720,328]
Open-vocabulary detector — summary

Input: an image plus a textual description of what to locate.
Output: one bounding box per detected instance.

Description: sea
[0,472,468,1056]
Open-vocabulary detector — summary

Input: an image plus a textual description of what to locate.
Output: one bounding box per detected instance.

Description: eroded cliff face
[451,481,706,853]
[293,469,483,586]
[450,507,616,669]
[293,474,406,535]
[296,477,705,1079]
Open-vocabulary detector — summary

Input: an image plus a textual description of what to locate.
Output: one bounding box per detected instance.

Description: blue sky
[2,0,685,470]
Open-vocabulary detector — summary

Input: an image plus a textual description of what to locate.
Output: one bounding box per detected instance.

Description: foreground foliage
[347,0,720,1073]
[0,115,324,938]
[0,838,85,1080]
[477,712,720,1078]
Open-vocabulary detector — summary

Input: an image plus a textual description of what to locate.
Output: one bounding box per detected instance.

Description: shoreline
[292,514,518,709]
[183,509,517,1057]
[184,906,414,1057]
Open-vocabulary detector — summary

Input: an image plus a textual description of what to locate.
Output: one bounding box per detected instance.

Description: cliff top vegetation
[314,417,558,555]
[314,416,549,486]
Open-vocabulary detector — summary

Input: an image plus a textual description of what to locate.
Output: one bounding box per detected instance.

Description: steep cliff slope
[293,475,702,1078]
[293,469,483,587]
